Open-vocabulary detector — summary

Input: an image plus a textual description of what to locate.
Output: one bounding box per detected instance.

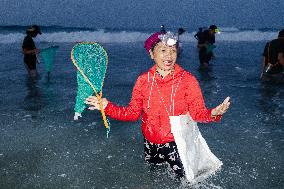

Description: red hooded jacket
[105,64,221,144]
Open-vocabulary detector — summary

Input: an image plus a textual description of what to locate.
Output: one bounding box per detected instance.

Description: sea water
[0,26,283,189]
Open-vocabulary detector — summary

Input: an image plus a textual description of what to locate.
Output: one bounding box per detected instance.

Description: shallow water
[0,41,283,189]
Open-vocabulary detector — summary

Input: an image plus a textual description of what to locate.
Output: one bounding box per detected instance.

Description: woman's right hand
[85,96,108,110]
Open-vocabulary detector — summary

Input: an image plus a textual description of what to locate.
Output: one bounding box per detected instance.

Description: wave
[0,27,279,44]
[219,27,240,32]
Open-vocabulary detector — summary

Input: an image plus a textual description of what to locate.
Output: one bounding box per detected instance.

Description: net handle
[71,43,109,129]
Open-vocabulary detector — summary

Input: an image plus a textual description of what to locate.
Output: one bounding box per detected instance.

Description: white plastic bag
[169,113,222,183]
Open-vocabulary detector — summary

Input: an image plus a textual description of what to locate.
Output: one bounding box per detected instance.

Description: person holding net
[85,31,230,179]
[22,25,42,78]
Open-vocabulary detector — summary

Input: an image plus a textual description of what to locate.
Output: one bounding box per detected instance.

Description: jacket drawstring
[147,71,185,116]
[147,72,156,110]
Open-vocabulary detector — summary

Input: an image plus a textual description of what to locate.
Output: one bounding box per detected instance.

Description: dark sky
[1,0,283,30]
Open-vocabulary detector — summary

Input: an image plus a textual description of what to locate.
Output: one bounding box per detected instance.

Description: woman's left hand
[211,97,231,117]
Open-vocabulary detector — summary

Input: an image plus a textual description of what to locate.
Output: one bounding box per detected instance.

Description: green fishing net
[40,46,59,73]
[206,44,216,54]
[71,42,109,131]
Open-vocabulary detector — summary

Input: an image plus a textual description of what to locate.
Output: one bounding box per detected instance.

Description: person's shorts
[24,56,37,70]
[199,48,213,64]
[261,73,284,83]
[144,138,184,177]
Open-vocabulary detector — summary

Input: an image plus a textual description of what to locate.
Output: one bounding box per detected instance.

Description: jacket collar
[148,64,184,82]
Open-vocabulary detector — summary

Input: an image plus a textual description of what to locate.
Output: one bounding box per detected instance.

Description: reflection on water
[198,66,215,81]
[257,83,284,127]
[22,77,46,111]
[197,66,218,99]
[2,42,283,189]
[258,83,283,114]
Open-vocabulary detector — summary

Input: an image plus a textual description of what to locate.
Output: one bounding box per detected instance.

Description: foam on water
[0,28,279,44]
[0,37,283,188]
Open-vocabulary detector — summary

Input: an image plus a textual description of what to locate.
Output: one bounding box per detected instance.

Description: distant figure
[194,27,203,41]
[177,27,186,56]
[261,29,284,83]
[177,27,185,44]
[160,25,166,34]
[22,25,42,78]
[177,27,185,36]
[197,25,219,68]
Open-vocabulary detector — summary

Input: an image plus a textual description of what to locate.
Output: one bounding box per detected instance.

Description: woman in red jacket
[85,31,230,178]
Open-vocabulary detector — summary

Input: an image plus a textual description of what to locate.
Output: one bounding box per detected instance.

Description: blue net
[71,42,109,130]
[206,44,216,54]
[40,46,59,72]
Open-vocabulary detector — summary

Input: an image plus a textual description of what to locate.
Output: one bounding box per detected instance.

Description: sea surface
[0,25,283,189]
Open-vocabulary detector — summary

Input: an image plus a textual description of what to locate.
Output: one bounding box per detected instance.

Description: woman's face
[150,42,177,71]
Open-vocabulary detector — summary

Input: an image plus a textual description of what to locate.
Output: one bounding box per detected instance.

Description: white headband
[158,32,178,46]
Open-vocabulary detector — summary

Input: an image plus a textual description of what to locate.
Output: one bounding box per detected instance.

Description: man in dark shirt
[261,29,284,82]
[22,25,42,77]
[197,25,219,68]
[262,50,284,83]
[177,27,185,57]
[194,27,203,41]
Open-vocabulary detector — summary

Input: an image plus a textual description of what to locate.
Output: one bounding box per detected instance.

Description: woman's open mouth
[164,60,174,67]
